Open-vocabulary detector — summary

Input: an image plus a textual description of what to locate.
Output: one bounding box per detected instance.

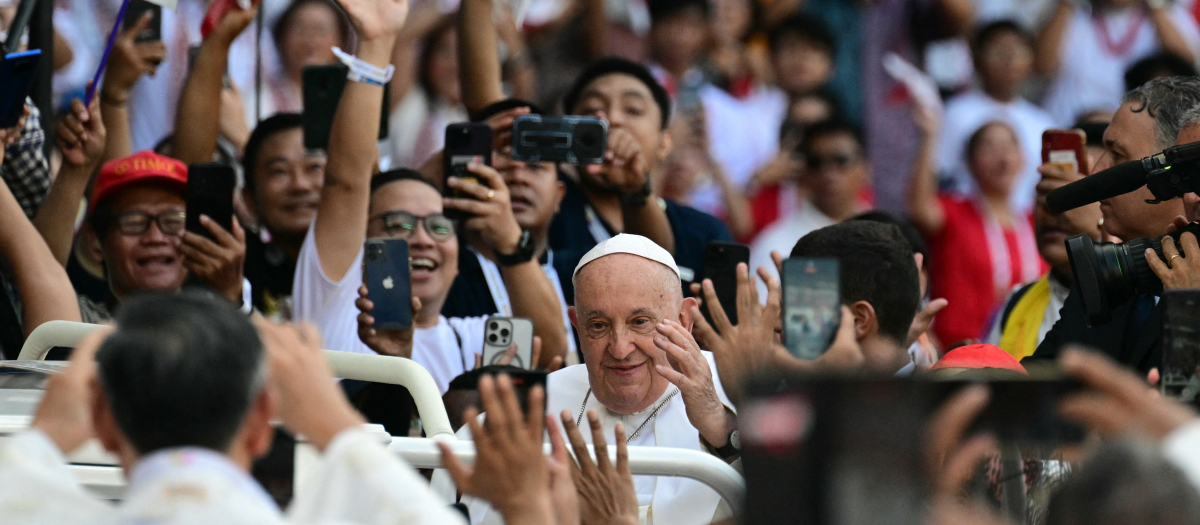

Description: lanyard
[1093,9,1147,58]
[584,204,614,244]
[975,201,1041,297]
[472,247,577,354]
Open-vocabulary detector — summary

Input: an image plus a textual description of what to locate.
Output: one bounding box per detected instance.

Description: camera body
[1066,222,1200,326]
[511,115,608,165]
[1144,141,1200,203]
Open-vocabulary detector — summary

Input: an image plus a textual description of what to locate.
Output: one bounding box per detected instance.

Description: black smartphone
[442,122,493,220]
[510,115,608,165]
[473,367,548,415]
[301,64,390,150]
[123,0,163,43]
[363,238,413,330]
[0,50,41,128]
[699,241,750,331]
[185,163,236,239]
[782,258,841,361]
[1162,290,1200,402]
[931,377,1086,444]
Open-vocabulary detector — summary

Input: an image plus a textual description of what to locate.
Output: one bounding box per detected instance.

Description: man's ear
[913,253,924,274]
[90,382,121,455]
[658,128,675,165]
[246,388,278,461]
[240,187,258,219]
[678,297,698,331]
[554,181,566,214]
[849,300,877,341]
[568,306,579,331]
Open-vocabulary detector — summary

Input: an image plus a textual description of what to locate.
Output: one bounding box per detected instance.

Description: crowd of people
[8,0,1200,523]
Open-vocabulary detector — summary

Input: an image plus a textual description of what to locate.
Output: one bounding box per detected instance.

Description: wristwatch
[620,176,653,208]
[496,230,537,266]
[714,429,741,459]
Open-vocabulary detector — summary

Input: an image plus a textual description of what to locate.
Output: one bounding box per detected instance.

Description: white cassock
[0,428,468,525]
[461,351,736,525]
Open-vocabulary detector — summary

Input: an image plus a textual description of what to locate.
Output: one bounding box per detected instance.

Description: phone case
[363,238,413,330]
[481,316,535,369]
[185,163,236,239]
[1041,129,1089,175]
[511,115,608,165]
[442,123,493,219]
[0,50,41,128]
[700,241,751,330]
[123,0,163,42]
[782,258,841,361]
[301,64,390,150]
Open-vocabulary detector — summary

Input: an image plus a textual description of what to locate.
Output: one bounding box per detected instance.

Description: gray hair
[1181,103,1200,132]
[1121,76,1200,149]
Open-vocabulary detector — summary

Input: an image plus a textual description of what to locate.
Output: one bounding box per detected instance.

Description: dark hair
[1046,440,1200,525]
[273,0,352,69]
[96,292,265,454]
[562,57,673,130]
[799,119,864,156]
[1125,53,1199,93]
[417,17,457,104]
[1120,76,1200,150]
[242,113,304,195]
[470,98,546,123]
[790,222,921,344]
[370,168,439,195]
[970,19,1031,56]
[649,0,710,22]
[965,120,1019,159]
[849,211,928,262]
[767,14,835,56]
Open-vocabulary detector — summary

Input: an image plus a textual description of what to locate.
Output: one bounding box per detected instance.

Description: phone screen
[782,258,841,361]
[1162,290,1200,402]
[700,241,750,330]
[185,163,236,239]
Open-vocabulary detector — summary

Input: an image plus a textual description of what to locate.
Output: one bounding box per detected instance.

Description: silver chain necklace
[576,387,680,443]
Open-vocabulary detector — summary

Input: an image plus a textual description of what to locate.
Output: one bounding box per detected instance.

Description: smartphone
[185,163,236,239]
[468,367,548,415]
[301,64,390,150]
[442,122,493,220]
[782,258,841,361]
[363,238,413,330]
[0,50,41,128]
[511,115,608,165]
[481,316,534,369]
[931,376,1086,444]
[1041,129,1089,175]
[123,0,163,43]
[1162,290,1200,402]
[699,241,750,331]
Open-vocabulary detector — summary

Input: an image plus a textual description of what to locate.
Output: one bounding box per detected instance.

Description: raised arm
[906,107,946,237]
[1034,1,1072,76]
[933,0,973,37]
[457,0,506,113]
[99,14,166,161]
[1148,3,1197,64]
[315,0,410,281]
[171,4,259,164]
[35,98,106,266]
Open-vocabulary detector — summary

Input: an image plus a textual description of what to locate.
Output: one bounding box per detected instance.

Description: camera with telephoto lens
[1066,222,1200,326]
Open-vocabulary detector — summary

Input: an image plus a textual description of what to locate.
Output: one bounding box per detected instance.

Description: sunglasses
[370,211,456,241]
[112,210,187,237]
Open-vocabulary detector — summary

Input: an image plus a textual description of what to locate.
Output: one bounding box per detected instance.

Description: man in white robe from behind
[0,292,467,525]
[465,234,739,524]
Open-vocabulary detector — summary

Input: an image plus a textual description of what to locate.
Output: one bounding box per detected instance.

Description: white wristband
[331,47,395,86]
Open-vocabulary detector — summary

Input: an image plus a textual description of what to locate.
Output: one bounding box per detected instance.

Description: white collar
[128,447,276,509]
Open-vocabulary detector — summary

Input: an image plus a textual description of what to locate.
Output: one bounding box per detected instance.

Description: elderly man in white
[464,233,738,524]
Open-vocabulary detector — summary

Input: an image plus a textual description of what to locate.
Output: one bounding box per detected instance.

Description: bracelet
[100,91,127,106]
[332,46,395,86]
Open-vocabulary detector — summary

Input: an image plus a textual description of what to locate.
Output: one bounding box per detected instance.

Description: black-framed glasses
[113,210,187,236]
[370,211,456,241]
[805,153,858,170]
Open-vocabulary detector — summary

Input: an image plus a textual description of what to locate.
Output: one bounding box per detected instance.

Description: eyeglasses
[113,210,187,236]
[805,153,858,170]
[370,211,456,241]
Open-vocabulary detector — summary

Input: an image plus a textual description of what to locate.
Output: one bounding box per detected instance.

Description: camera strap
[472,247,578,356]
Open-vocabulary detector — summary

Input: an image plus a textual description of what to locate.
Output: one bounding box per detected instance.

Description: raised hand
[1058,346,1197,440]
[355,284,420,358]
[179,215,247,304]
[545,415,582,525]
[584,127,650,195]
[443,163,524,255]
[907,298,948,347]
[55,97,106,169]
[32,327,113,454]
[651,319,736,448]
[333,0,410,42]
[103,13,167,101]
[560,409,638,525]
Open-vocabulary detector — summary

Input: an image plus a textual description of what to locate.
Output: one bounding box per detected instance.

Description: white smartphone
[481,316,535,369]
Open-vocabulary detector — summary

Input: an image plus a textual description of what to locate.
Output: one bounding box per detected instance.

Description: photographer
[1028,77,1200,373]
[1145,107,1200,291]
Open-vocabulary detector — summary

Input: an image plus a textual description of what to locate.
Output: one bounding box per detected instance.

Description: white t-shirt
[1041,6,1200,126]
[688,86,788,217]
[938,90,1055,212]
[291,226,485,394]
[749,200,837,299]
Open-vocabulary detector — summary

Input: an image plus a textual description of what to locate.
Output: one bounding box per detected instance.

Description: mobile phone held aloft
[123,0,163,42]
[1041,129,1089,175]
[0,50,41,128]
[185,163,236,239]
[363,238,413,330]
[443,122,493,220]
[301,64,390,150]
[511,115,608,165]
[782,258,841,361]
[481,316,534,369]
[700,241,750,331]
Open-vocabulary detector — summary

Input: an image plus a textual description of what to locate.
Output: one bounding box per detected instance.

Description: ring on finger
[1170,254,1181,267]
[485,189,495,201]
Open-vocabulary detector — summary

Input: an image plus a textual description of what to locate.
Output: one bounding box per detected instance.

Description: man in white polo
[464,233,738,524]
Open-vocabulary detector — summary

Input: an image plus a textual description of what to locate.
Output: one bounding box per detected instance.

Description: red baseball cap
[929,344,1028,375]
[90,151,188,210]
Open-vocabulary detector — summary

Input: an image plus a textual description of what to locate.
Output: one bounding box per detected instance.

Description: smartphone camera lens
[501,328,509,337]
[489,322,498,330]
[488,334,498,343]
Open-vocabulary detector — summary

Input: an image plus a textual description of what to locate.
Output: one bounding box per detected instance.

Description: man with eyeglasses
[78,151,248,323]
[749,119,869,293]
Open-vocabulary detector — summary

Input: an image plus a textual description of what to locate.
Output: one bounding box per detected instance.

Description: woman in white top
[1036,0,1200,126]
[385,16,469,170]
[264,0,353,116]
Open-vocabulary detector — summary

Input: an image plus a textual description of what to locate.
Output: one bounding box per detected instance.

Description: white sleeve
[1162,420,1200,492]
[292,224,361,322]
[288,428,467,525]
[0,430,112,524]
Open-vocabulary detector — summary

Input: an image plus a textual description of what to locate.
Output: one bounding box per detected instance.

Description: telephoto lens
[1066,222,1200,326]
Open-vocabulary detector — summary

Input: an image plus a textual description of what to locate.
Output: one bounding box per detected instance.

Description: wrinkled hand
[32,327,113,454]
[690,263,785,406]
[56,97,106,169]
[255,319,365,451]
[444,163,524,254]
[1058,346,1197,440]
[924,384,1000,499]
[333,0,409,42]
[584,127,650,196]
[180,216,246,304]
[104,13,167,98]
[1146,231,1200,291]
[440,374,554,524]
[652,319,735,447]
[907,298,948,347]
[355,285,420,358]
[560,409,638,525]
[545,416,581,525]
